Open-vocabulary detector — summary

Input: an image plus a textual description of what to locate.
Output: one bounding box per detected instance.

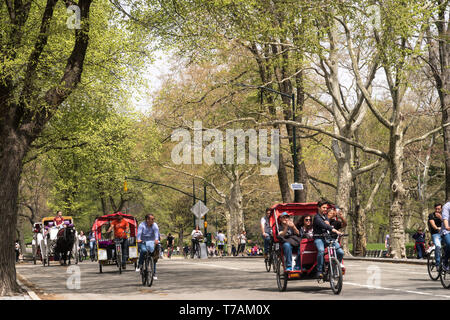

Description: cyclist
[78,230,87,259]
[136,214,160,280]
[313,200,343,279]
[166,233,175,258]
[191,225,203,257]
[107,213,130,269]
[440,202,450,272]
[428,203,442,267]
[215,230,226,258]
[261,208,272,259]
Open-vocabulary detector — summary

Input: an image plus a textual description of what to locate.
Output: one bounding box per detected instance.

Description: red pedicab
[270,202,346,294]
[92,212,139,274]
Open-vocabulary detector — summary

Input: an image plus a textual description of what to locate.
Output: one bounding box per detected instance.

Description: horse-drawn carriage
[92,212,139,274]
[269,203,346,294]
[40,216,78,266]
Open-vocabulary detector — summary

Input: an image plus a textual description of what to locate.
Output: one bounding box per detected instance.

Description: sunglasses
[304,219,311,221]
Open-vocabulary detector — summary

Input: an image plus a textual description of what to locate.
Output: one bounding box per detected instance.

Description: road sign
[191,200,209,219]
[290,183,304,190]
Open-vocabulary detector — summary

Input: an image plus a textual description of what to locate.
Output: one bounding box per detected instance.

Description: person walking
[238,230,247,256]
[412,227,426,259]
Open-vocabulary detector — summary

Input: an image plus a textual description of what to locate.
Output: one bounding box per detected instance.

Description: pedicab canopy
[92,212,138,241]
[41,216,74,228]
[269,202,319,238]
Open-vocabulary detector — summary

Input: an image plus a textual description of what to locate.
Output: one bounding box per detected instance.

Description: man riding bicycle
[136,214,160,280]
[313,200,343,279]
[441,202,450,272]
[428,203,442,267]
[107,213,130,270]
[191,225,203,257]
[261,207,272,259]
[166,233,174,258]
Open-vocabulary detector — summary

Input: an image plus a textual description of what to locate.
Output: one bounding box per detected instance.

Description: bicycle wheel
[329,258,343,294]
[141,254,149,286]
[265,255,271,272]
[196,243,201,258]
[116,244,122,274]
[147,255,155,287]
[440,265,450,289]
[427,249,440,281]
[272,251,279,274]
[276,258,287,292]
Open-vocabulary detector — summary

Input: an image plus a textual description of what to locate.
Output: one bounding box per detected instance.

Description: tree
[0,0,153,295]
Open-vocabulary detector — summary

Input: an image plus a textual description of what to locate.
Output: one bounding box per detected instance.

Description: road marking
[172,261,255,272]
[345,282,450,299]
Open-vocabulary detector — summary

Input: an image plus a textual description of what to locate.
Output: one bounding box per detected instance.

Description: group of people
[261,200,347,278]
[413,203,450,271]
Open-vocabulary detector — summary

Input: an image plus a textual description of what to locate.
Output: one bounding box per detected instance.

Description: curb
[343,256,428,265]
[16,273,41,300]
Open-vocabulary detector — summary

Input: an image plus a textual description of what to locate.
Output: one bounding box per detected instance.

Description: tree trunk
[0,130,28,295]
[388,129,407,259]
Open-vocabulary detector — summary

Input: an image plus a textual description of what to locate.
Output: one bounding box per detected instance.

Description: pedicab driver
[136,214,160,280]
[107,213,130,269]
[261,208,272,259]
[313,200,344,279]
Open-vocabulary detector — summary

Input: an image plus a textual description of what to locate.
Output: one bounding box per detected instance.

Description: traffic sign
[290,183,304,190]
[191,200,209,218]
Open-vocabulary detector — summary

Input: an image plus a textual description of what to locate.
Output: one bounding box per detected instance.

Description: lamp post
[237,83,300,202]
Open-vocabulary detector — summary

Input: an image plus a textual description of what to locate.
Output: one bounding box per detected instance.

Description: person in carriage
[278,212,302,271]
[313,200,344,279]
[53,210,65,227]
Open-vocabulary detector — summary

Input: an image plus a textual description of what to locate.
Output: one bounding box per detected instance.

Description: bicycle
[426,244,443,281]
[114,239,124,274]
[78,244,87,262]
[141,247,155,287]
[316,233,347,295]
[167,245,174,258]
[264,239,279,274]
[191,238,202,259]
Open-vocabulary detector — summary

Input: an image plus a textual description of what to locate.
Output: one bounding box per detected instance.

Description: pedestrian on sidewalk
[412,227,426,259]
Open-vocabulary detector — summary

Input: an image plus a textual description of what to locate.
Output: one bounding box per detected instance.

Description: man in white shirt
[215,230,226,257]
[191,225,203,258]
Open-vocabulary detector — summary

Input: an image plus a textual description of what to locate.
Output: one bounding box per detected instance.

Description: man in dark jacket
[313,200,343,278]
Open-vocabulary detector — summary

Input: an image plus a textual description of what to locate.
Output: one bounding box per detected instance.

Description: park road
[15,256,450,300]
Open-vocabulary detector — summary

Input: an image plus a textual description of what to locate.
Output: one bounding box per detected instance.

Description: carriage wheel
[427,249,441,281]
[329,258,343,295]
[276,258,287,292]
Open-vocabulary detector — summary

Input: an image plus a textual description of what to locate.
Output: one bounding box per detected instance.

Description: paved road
[15,256,450,300]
